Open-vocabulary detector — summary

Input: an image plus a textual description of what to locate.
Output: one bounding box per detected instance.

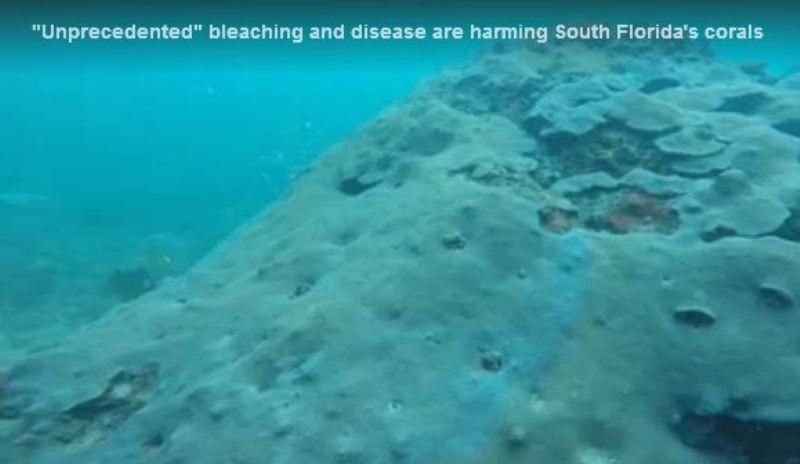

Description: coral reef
[2,40,800,464]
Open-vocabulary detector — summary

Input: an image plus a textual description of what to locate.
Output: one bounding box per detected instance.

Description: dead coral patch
[536,126,674,182]
[539,206,579,234]
[540,188,680,235]
[448,158,543,201]
[571,189,680,235]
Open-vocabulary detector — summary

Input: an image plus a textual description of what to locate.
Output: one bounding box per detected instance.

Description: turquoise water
[2,3,800,464]
[0,3,796,340]
[0,29,476,341]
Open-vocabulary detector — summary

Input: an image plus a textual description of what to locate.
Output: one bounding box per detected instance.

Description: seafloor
[2,40,800,464]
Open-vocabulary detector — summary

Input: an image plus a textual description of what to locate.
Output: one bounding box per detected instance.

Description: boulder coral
[2,40,800,464]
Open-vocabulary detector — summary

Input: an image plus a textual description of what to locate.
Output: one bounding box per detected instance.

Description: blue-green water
[0,3,797,338]
[3,3,800,464]
[0,50,472,337]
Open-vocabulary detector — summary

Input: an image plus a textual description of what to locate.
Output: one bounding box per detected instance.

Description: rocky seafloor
[2,41,800,464]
